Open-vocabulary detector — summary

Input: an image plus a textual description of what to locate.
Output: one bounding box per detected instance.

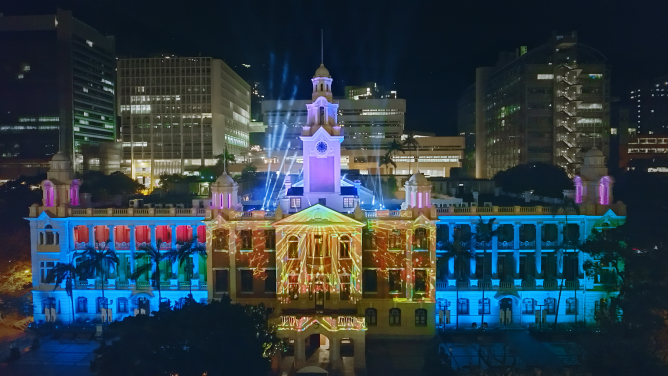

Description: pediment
[272,204,364,227]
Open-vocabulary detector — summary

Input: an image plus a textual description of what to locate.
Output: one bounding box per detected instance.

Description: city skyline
[3,0,667,136]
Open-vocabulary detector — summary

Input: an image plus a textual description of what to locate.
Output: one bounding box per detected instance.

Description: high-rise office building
[629,76,668,135]
[458,32,611,178]
[0,9,116,177]
[345,82,397,100]
[117,56,250,186]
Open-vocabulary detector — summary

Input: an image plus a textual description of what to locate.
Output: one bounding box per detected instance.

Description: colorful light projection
[365,214,436,302]
[275,223,363,304]
[276,315,366,332]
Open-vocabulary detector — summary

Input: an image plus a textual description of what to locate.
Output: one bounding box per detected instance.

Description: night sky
[4,0,668,135]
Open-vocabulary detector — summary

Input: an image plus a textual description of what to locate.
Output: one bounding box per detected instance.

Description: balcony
[69,278,206,291]
[435,279,581,291]
[273,315,366,332]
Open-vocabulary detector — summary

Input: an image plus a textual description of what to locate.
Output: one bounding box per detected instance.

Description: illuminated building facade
[117,56,250,187]
[629,75,668,135]
[29,61,624,374]
[0,9,116,177]
[459,31,611,178]
[344,82,397,100]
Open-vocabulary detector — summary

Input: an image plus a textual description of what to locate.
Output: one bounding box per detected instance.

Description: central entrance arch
[305,333,330,368]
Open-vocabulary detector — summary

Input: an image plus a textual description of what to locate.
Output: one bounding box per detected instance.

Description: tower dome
[404,172,432,209]
[314,63,331,78]
[215,172,235,186]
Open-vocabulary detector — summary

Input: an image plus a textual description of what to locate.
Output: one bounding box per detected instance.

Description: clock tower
[300,63,343,196]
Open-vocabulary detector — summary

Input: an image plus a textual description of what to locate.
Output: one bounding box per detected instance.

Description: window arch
[339,235,351,258]
[365,308,377,326]
[522,298,535,314]
[320,83,323,91]
[287,236,299,259]
[457,298,469,314]
[544,298,556,314]
[415,308,428,327]
[389,308,401,326]
[77,297,88,313]
[45,224,55,245]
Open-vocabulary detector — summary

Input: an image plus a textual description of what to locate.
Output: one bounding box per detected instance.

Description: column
[354,333,366,368]
[88,224,95,248]
[469,224,477,278]
[491,225,498,277]
[149,224,157,248]
[406,230,413,299]
[535,223,542,276]
[513,223,520,250]
[330,334,340,370]
[109,225,115,249]
[295,334,306,369]
[191,224,199,278]
[129,225,136,275]
[448,224,454,243]
[171,224,178,250]
[558,223,564,246]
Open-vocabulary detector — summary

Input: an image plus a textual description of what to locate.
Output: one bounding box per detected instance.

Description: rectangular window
[343,197,355,208]
[363,269,377,293]
[414,269,427,293]
[215,269,229,292]
[240,270,253,293]
[264,269,276,293]
[214,229,228,250]
[388,270,402,293]
[388,229,402,250]
[240,230,253,250]
[117,298,128,313]
[264,230,276,250]
[40,261,55,283]
[478,298,490,314]
[457,298,469,315]
[288,275,299,300]
[537,74,554,80]
[340,275,350,300]
[290,198,301,209]
[362,229,376,250]
[413,228,428,250]
[314,235,324,257]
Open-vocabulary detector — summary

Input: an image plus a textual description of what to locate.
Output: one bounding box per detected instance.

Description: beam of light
[263,142,291,209]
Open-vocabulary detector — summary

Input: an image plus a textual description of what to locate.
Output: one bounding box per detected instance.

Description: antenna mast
[321,29,323,64]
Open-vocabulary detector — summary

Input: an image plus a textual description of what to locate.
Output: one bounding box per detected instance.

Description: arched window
[320,83,323,91]
[544,298,556,314]
[319,106,325,125]
[415,308,428,327]
[97,297,108,312]
[573,176,583,203]
[77,297,88,313]
[566,297,578,314]
[365,308,377,326]
[389,308,401,326]
[117,298,129,313]
[478,298,490,314]
[457,298,469,314]
[287,236,299,259]
[339,235,351,258]
[599,176,612,205]
[522,298,535,314]
[42,297,56,313]
[45,225,55,245]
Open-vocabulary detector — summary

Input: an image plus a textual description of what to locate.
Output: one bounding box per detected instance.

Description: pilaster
[535,222,542,277]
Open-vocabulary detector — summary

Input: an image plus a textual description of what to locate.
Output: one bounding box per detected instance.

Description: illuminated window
[363,269,377,293]
[343,197,355,208]
[389,270,402,293]
[314,235,324,257]
[40,261,55,283]
[544,298,556,314]
[522,298,535,314]
[264,229,276,250]
[362,229,376,250]
[611,128,617,135]
[239,230,252,250]
[389,308,401,326]
[365,308,377,326]
[413,227,429,250]
[215,269,228,292]
[214,229,228,250]
[290,198,301,209]
[415,308,428,327]
[457,298,469,314]
[288,275,299,300]
[414,270,427,293]
[240,270,253,292]
[287,236,299,259]
[589,74,603,79]
[537,74,554,80]
[339,235,351,258]
[388,229,403,249]
[339,275,350,300]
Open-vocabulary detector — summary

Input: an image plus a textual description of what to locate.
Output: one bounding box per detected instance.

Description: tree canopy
[91,297,282,376]
[80,171,143,201]
[494,162,573,198]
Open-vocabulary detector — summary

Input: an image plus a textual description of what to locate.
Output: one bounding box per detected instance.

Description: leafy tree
[438,232,473,329]
[79,244,118,314]
[45,260,82,323]
[80,171,143,201]
[174,236,208,295]
[494,162,574,198]
[131,240,171,304]
[379,155,396,172]
[0,259,32,294]
[90,298,282,376]
[550,198,580,327]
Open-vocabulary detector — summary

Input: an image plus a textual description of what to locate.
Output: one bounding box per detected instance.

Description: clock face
[316,141,328,155]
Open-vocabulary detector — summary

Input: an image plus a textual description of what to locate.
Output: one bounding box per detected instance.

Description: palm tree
[475,216,497,328]
[438,233,473,329]
[79,244,118,316]
[551,198,581,328]
[45,258,83,323]
[402,133,420,174]
[215,147,236,173]
[131,240,170,307]
[174,236,208,296]
[385,139,405,159]
[378,155,397,173]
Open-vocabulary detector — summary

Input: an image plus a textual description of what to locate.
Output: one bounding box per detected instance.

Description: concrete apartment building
[0,9,116,179]
[118,56,250,187]
[459,31,611,178]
